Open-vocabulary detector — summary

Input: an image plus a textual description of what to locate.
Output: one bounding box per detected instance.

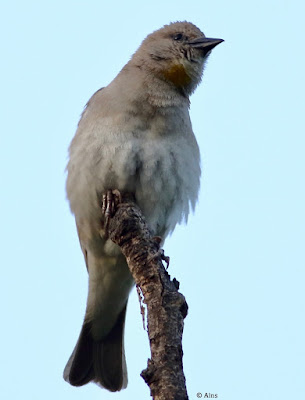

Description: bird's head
[131,21,223,95]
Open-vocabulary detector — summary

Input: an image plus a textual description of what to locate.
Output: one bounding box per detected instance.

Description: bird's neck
[161,62,192,89]
[126,65,190,109]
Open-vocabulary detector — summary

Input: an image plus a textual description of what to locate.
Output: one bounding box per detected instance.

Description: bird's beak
[188,37,224,51]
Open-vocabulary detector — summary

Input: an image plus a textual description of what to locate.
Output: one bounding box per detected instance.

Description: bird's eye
[173,33,183,41]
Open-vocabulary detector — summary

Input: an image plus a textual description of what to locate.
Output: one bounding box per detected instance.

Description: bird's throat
[162,63,191,88]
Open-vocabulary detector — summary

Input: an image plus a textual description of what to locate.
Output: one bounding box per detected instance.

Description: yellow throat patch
[162,63,191,87]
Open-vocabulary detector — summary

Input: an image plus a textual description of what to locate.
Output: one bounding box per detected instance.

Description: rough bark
[107,200,189,400]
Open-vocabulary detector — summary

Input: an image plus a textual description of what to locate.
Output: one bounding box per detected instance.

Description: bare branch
[107,200,189,400]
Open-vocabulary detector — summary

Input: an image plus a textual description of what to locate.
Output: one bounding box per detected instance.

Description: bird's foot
[102,189,122,237]
[150,236,170,269]
[160,250,170,269]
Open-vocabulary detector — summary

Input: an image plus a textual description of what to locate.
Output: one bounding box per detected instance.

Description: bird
[64,21,223,392]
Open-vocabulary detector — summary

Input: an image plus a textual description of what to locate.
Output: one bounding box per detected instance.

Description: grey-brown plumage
[64,21,223,392]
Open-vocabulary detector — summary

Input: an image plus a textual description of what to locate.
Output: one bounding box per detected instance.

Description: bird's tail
[63,304,128,392]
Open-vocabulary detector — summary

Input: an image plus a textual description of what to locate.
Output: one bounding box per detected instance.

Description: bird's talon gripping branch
[147,249,170,269]
[102,189,122,236]
[160,250,170,269]
[150,236,170,268]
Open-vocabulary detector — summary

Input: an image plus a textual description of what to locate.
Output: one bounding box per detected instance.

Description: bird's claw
[160,250,170,269]
[102,189,122,237]
[149,237,170,269]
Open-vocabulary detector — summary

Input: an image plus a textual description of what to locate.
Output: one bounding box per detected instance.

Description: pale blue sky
[1,1,304,399]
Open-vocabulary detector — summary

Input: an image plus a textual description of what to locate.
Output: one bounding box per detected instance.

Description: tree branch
[107,200,189,400]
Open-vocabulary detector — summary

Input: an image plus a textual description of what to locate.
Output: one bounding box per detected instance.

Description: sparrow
[64,21,223,392]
